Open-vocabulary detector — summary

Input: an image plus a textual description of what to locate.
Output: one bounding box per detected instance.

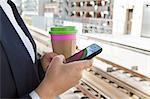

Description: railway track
[29,26,150,99]
[60,62,150,99]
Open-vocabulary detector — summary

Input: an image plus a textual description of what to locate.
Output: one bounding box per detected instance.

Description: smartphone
[66,43,102,63]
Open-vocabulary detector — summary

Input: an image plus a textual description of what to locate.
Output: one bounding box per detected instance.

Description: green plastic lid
[49,26,77,34]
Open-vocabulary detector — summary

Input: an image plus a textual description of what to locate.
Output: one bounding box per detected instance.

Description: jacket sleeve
[37,53,45,81]
[0,42,32,99]
[21,94,32,99]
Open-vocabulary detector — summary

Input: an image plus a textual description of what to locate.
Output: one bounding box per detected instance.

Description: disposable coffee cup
[49,26,77,58]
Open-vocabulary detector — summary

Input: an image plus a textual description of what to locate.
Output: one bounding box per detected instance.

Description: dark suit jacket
[0,0,44,98]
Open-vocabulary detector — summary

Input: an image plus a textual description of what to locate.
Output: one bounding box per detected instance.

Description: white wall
[131,0,143,36]
[112,0,144,36]
[112,0,127,35]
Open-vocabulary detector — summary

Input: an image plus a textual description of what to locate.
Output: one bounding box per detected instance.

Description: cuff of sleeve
[29,91,41,99]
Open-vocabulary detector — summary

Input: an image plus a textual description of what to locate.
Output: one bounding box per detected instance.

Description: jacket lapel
[8,0,36,54]
[0,7,40,96]
[7,0,39,78]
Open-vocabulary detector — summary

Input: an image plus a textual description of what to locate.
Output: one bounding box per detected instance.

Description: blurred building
[22,0,47,16]
[12,0,22,14]
[20,0,61,30]
[20,0,58,16]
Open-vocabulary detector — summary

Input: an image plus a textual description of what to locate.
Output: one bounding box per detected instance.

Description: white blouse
[0,0,35,63]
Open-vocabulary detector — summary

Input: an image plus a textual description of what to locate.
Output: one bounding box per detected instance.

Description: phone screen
[66,44,102,63]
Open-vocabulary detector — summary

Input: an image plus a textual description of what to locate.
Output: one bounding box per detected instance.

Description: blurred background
[12,0,150,77]
[10,0,150,98]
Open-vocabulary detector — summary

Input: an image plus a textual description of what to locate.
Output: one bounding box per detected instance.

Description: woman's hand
[35,55,93,99]
[41,52,57,71]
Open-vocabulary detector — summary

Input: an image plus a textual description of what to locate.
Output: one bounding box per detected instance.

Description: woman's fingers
[47,52,58,58]
[67,59,93,70]
[52,55,65,64]
[43,52,58,60]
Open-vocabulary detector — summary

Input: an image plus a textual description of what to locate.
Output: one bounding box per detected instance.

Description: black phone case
[66,48,102,63]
